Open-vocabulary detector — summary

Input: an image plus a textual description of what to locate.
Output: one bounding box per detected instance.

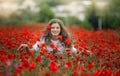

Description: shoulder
[71,44,77,52]
[40,37,45,42]
[35,37,45,44]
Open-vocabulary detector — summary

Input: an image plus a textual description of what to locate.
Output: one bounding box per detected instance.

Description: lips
[53,33,58,35]
[53,31,58,34]
[51,30,60,36]
[52,32,59,35]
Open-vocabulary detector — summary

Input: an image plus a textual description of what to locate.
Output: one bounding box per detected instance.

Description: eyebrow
[51,25,60,27]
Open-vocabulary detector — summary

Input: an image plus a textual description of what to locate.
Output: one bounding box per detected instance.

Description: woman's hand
[17,44,30,52]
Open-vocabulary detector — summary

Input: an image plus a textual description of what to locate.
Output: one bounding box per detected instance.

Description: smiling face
[51,23,61,36]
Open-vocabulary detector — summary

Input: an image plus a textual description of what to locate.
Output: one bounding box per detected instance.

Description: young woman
[17,19,77,55]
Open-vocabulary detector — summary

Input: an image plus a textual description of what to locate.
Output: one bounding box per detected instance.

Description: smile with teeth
[53,31,58,33]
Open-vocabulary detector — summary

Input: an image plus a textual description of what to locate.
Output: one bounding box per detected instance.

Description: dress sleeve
[71,45,77,54]
[32,38,45,51]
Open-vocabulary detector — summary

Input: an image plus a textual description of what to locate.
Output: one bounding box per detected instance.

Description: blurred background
[0,0,120,30]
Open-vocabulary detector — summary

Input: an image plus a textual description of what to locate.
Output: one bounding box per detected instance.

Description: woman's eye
[56,27,60,29]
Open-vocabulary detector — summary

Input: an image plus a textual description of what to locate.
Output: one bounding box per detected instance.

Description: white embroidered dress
[32,38,76,55]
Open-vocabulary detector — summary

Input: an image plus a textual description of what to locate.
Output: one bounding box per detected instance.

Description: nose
[53,27,57,30]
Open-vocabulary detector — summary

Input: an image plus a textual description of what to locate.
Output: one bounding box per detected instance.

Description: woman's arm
[17,44,35,52]
[17,38,45,52]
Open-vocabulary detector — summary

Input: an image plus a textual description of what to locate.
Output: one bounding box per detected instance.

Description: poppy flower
[47,25,51,30]
[22,60,29,68]
[49,60,58,73]
[50,42,55,48]
[58,35,62,41]
[41,43,46,48]
[64,61,72,69]
[29,51,34,56]
[80,65,85,70]
[115,70,120,76]
[36,56,42,62]
[8,52,14,60]
[88,62,96,70]
[65,39,71,45]
[45,72,50,76]
[1,56,8,63]
[29,60,36,71]
[65,48,71,52]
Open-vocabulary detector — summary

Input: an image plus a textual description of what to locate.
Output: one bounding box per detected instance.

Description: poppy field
[0,24,120,76]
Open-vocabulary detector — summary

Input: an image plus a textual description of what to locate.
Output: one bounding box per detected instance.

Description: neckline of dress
[51,39,59,42]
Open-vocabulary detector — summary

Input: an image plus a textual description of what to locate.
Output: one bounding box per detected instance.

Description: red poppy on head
[47,25,51,30]
[58,35,62,41]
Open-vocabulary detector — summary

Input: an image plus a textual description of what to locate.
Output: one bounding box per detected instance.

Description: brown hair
[42,19,72,48]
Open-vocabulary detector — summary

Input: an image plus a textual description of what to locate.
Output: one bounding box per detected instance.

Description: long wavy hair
[41,19,72,48]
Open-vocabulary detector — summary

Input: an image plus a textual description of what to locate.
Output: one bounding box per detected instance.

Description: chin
[53,35,59,36]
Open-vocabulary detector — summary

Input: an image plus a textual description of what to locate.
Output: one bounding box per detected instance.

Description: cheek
[51,29,54,32]
[50,30,54,35]
[58,29,61,32]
